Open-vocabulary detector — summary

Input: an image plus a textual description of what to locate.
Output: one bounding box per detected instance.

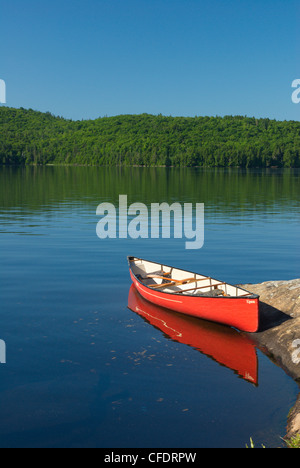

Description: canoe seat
[138,270,167,279]
[136,271,169,286]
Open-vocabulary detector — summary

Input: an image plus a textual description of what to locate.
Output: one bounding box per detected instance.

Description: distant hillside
[0,107,300,167]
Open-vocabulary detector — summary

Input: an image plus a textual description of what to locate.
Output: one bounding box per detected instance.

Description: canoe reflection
[128,285,258,386]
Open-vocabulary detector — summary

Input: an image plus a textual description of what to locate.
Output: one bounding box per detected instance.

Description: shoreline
[241,279,300,443]
[0,163,299,170]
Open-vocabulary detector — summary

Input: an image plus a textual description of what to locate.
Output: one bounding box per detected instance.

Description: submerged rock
[241,279,300,441]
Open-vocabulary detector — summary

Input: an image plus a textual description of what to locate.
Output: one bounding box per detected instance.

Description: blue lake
[0,166,299,448]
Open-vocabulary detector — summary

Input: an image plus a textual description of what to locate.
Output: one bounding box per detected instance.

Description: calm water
[0,166,299,448]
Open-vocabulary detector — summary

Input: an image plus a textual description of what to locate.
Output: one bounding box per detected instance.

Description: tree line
[0,107,300,167]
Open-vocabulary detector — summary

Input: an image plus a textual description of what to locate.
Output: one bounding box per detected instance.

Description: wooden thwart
[149,282,177,289]
[178,282,227,294]
[147,274,210,289]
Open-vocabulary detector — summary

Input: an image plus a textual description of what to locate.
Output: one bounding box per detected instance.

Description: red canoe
[128,257,260,333]
[128,284,258,385]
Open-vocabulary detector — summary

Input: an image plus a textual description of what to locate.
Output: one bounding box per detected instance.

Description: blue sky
[1,0,299,120]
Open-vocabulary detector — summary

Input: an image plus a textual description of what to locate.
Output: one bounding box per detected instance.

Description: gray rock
[241,279,300,441]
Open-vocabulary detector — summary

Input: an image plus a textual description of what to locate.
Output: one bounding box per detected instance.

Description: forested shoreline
[1,107,300,167]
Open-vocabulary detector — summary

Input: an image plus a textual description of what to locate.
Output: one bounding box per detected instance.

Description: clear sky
[1,0,299,121]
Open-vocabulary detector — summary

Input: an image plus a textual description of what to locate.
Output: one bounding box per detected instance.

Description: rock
[241,279,300,441]
[243,279,300,321]
[286,394,300,441]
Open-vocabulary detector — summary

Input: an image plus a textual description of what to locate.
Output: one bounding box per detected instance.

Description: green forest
[1,107,300,167]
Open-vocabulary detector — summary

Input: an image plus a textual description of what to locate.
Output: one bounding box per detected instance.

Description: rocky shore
[241,279,300,442]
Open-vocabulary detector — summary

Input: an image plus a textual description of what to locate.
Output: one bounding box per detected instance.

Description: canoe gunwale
[128,256,260,301]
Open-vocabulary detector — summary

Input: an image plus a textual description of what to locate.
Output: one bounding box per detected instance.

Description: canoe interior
[129,257,258,299]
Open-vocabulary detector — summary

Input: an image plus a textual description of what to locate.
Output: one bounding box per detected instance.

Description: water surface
[0,166,299,448]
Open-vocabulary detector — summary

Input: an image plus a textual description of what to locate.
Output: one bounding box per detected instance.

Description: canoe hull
[128,284,258,384]
[129,270,259,333]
